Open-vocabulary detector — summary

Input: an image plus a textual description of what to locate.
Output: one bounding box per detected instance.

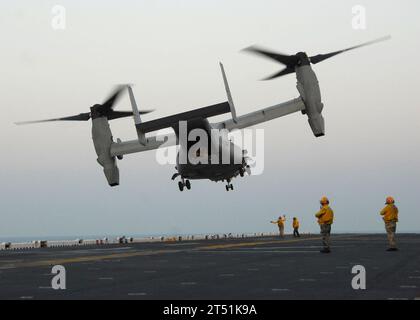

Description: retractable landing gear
[178,181,184,191]
[177,178,191,192]
[225,179,234,191]
[225,184,234,191]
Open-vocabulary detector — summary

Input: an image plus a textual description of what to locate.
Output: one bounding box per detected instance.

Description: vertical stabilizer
[219,62,238,123]
[127,85,147,145]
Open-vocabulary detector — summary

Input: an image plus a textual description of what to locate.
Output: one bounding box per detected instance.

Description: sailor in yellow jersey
[380,196,399,251]
[315,196,334,253]
[271,215,286,238]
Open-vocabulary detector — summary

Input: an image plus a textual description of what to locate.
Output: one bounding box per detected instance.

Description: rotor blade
[310,35,391,64]
[15,112,91,125]
[262,67,295,80]
[101,85,126,111]
[106,110,154,120]
[243,46,297,67]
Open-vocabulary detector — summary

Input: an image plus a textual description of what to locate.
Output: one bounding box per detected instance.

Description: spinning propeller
[16,86,153,125]
[243,36,391,80]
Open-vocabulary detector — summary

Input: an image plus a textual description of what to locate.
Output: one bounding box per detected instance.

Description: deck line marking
[128,292,147,296]
[197,235,362,251]
[299,278,317,282]
[201,250,319,254]
[1,249,183,268]
[197,237,323,250]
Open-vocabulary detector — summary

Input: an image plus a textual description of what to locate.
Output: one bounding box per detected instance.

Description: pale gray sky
[0,0,419,238]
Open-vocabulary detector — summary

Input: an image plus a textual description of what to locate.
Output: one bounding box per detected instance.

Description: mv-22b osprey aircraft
[17,37,389,191]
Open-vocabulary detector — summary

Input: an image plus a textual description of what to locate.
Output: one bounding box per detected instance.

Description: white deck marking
[409,276,420,279]
[128,292,147,296]
[299,278,316,282]
[400,285,417,289]
[272,288,290,292]
[219,273,235,277]
[166,243,200,246]
[247,268,259,271]
[0,265,16,270]
[91,247,133,251]
[235,246,350,250]
[99,277,114,280]
[144,270,157,273]
[181,282,197,285]
[20,296,34,299]
[203,250,319,254]
[38,286,52,289]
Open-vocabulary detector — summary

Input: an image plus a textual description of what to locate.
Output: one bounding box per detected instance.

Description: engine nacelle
[92,117,119,186]
[296,65,325,137]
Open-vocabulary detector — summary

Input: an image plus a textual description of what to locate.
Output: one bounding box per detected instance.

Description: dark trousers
[320,224,331,249]
[293,228,300,237]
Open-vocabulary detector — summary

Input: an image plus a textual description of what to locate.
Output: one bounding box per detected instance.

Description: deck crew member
[380,196,399,251]
[315,196,334,253]
[271,215,286,238]
[292,217,300,238]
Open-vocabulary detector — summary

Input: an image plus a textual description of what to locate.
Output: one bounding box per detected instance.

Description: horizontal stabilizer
[136,101,230,134]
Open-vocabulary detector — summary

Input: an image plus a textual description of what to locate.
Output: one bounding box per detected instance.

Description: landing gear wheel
[225,185,230,192]
[178,181,184,192]
[239,169,244,177]
[230,184,234,190]
[185,180,191,190]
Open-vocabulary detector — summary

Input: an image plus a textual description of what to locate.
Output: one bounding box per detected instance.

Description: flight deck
[0,234,419,300]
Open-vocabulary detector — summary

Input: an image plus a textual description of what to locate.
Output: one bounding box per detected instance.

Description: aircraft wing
[110,98,305,157]
[212,97,305,131]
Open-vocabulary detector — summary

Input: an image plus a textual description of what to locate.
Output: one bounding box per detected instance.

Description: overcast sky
[0,0,419,239]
